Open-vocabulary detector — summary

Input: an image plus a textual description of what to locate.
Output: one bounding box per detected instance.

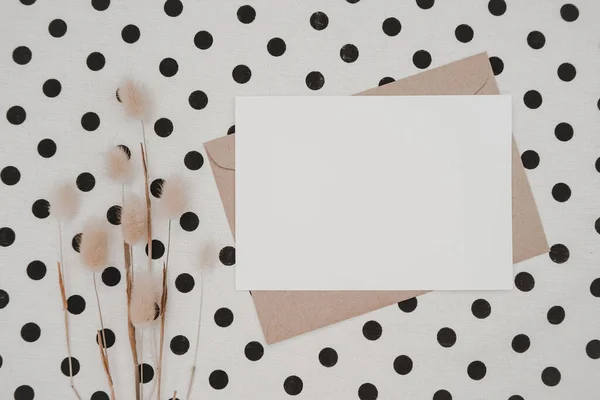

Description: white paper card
[235,96,513,291]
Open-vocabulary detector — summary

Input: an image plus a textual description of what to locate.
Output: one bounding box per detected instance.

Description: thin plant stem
[165,219,172,269]
[140,330,144,400]
[93,274,116,400]
[124,242,140,400]
[185,269,204,400]
[157,263,168,400]
[140,142,153,273]
[173,390,177,400]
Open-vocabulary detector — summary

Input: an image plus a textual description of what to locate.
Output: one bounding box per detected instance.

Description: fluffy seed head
[49,183,79,221]
[121,193,147,245]
[130,271,161,328]
[80,218,109,272]
[106,145,133,183]
[117,80,149,120]
[160,176,188,219]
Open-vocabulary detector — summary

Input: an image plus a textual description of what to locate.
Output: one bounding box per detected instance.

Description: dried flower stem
[93,274,116,400]
[173,390,177,399]
[124,242,141,400]
[57,261,82,400]
[140,142,153,272]
[157,263,168,400]
[185,268,205,400]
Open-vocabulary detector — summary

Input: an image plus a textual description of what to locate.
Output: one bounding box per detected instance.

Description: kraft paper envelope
[204,52,549,344]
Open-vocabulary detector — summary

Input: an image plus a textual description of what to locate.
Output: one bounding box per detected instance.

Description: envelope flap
[358,52,492,97]
[205,134,235,170]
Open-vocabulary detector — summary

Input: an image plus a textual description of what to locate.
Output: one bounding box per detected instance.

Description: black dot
[175,273,195,293]
[514,272,535,292]
[306,71,325,90]
[184,151,204,171]
[170,335,190,355]
[72,233,82,253]
[180,212,199,232]
[67,295,86,315]
[227,125,235,135]
[521,150,539,169]
[382,17,401,36]
[471,299,491,319]
[595,218,600,235]
[14,385,34,400]
[267,38,286,57]
[340,44,359,63]
[1,166,20,185]
[42,79,62,97]
[596,157,600,173]
[310,12,329,30]
[467,360,486,380]
[37,138,57,158]
[7,106,26,125]
[91,391,109,400]
[101,267,121,287]
[0,354,2,368]
[159,58,178,77]
[554,122,573,142]
[523,90,542,109]
[0,227,16,247]
[437,327,456,348]
[283,375,303,396]
[358,383,378,400]
[145,240,165,259]
[214,307,234,327]
[219,246,236,266]
[433,390,452,400]
[489,56,504,75]
[21,322,41,342]
[346,0,360,3]
[209,369,228,390]
[32,199,50,219]
[560,3,579,22]
[20,0,36,5]
[586,340,600,359]
[413,50,431,69]
[189,90,208,110]
[237,5,256,24]
[49,19,67,37]
[0,289,8,308]
[106,205,121,225]
[379,77,395,86]
[232,65,252,84]
[547,305,565,324]
[317,347,338,367]
[398,297,417,312]
[416,0,434,9]
[508,396,524,400]
[164,0,183,17]
[455,24,474,43]
[154,118,173,138]
[13,46,32,65]
[92,0,110,11]
[76,172,96,192]
[151,179,165,198]
[86,52,105,71]
[591,278,600,297]
[245,341,264,361]
[27,260,47,280]
[96,328,115,348]
[488,0,506,15]
[557,63,576,82]
[552,183,571,202]
[541,366,561,386]
[511,334,530,353]
[121,24,140,44]
[393,355,413,375]
[138,363,154,383]
[527,31,545,49]
[81,112,100,131]
[362,320,382,340]
[194,31,213,50]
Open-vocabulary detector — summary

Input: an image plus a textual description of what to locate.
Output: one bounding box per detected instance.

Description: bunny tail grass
[107,145,133,184]
[118,80,149,121]
[58,262,82,400]
[121,193,147,245]
[49,183,80,221]
[130,270,161,328]
[160,175,188,219]
[80,218,109,273]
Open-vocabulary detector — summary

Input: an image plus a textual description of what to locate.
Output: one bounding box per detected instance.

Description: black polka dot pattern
[245,341,264,361]
[170,335,190,355]
[393,355,413,375]
[310,12,329,31]
[214,307,234,327]
[358,383,378,400]
[467,361,487,380]
[96,328,115,348]
[101,267,121,287]
[471,299,491,319]
[283,375,303,395]
[145,240,166,259]
[362,320,382,341]
[219,246,235,266]
[318,347,337,367]
[209,369,228,390]
[175,273,195,293]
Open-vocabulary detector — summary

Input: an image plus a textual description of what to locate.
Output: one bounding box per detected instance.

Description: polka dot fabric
[1,0,599,399]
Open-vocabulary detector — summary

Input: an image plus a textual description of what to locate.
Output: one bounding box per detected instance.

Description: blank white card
[236,96,513,291]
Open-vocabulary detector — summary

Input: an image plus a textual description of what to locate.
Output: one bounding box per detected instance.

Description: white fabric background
[0,0,599,399]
